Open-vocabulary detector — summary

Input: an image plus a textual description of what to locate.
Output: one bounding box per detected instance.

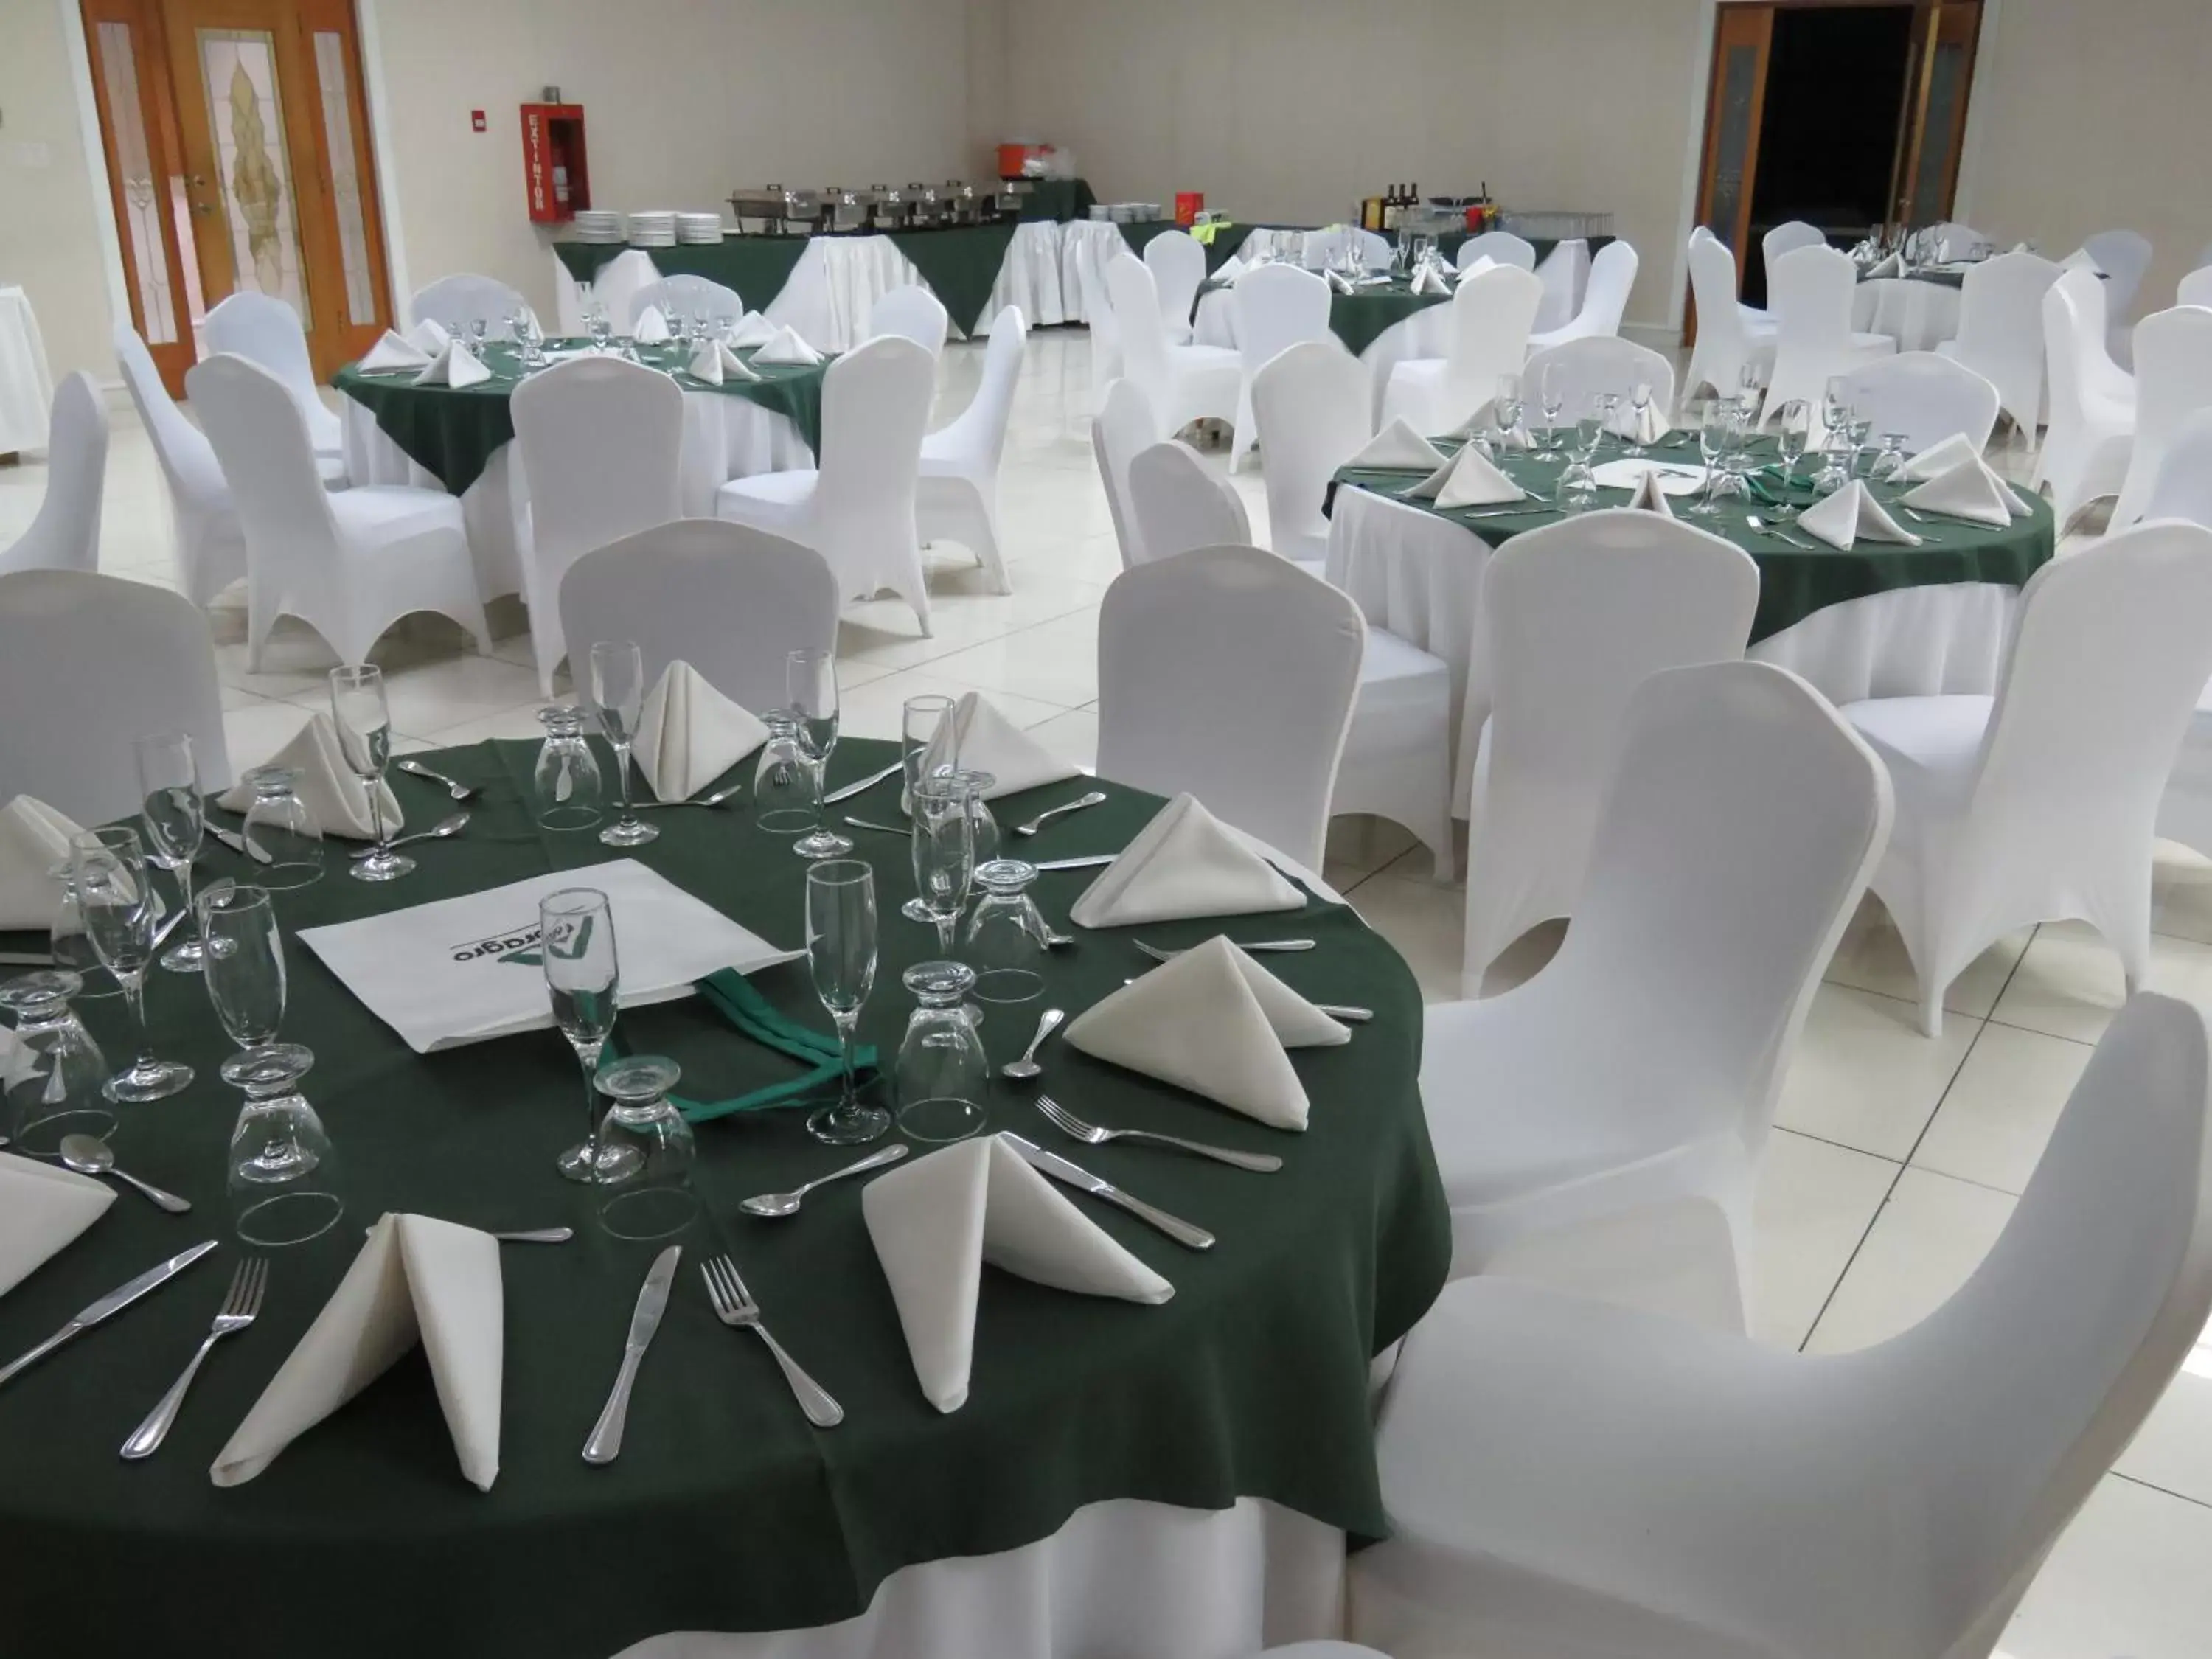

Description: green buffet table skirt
[0,737,1450,1659]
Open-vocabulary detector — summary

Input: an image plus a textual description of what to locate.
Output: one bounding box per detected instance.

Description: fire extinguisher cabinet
[521,104,588,223]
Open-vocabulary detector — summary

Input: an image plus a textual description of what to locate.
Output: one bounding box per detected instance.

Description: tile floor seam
[1769,1124,1908,1169]
[2108,1470,2212,1512]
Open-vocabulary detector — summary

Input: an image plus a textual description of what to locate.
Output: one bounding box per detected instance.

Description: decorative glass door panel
[192,27,310,321]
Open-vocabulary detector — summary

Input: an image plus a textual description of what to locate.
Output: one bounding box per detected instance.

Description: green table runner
[1331,435,2055,645]
[0,739,1449,1659]
[333,340,828,497]
[886,220,1021,335]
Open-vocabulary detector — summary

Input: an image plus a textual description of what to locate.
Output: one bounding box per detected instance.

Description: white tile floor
[7,327,2208,1654]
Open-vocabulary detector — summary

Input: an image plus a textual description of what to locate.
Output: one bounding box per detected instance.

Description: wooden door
[1888,0,1983,227]
[1685,4,1775,343]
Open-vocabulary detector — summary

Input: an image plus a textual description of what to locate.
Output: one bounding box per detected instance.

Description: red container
[1175,192,1204,227]
[998,142,1046,181]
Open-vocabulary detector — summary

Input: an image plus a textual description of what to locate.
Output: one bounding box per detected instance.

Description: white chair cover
[511,355,685,694]
[410,274,535,337]
[628,275,745,333]
[1354,988,2212,1659]
[2083,227,2154,325]
[919,306,1026,593]
[1521,337,1675,426]
[1920,220,1991,262]
[0,372,106,577]
[558,518,838,714]
[1462,512,1759,994]
[0,286,53,456]
[1128,441,1250,566]
[203,292,344,460]
[1143,230,1207,344]
[2111,307,2212,529]
[2144,408,2212,528]
[867,284,950,357]
[1759,243,1898,425]
[1454,232,1535,272]
[2153,415,2212,860]
[1836,350,2002,453]
[1107,254,1242,441]
[1228,265,1334,466]
[1092,379,1161,571]
[114,325,243,608]
[1933,249,2061,442]
[1527,241,1639,352]
[1097,546,1364,870]
[1683,232,1777,402]
[2180,265,2212,311]
[1077,251,1124,403]
[2033,266,2138,527]
[1529,238,1587,334]
[0,570,232,824]
[1252,341,1371,568]
[1378,265,1545,434]
[1759,218,1827,296]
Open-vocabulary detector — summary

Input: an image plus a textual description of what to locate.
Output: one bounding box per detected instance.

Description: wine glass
[1494,374,1525,451]
[541,887,636,1183]
[69,827,193,1103]
[588,641,657,848]
[1773,399,1812,520]
[329,665,411,882]
[804,860,886,1146]
[900,693,955,922]
[1627,380,1656,454]
[1690,398,1732,516]
[787,648,852,860]
[135,731,206,973]
[911,773,978,956]
[1534,364,1567,460]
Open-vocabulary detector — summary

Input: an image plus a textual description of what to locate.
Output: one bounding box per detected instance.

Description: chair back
[1106,253,1175,394]
[1143,231,1207,334]
[1684,232,1760,400]
[1455,232,1535,272]
[2082,228,2154,321]
[2142,408,2212,529]
[411,274,534,335]
[1076,249,1122,369]
[1231,265,1333,389]
[629,274,745,332]
[1522,337,1675,426]
[1538,241,1638,344]
[1950,251,2062,438]
[0,570,232,823]
[1530,237,1587,333]
[926,306,1027,466]
[558,519,838,714]
[0,372,108,577]
[1252,340,1371,559]
[511,355,684,578]
[203,293,325,432]
[185,354,341,589]
[2179,265,2212,310]
[1761,219,1827,291]
[1092,378,1160,570]
[2112,307,2212,526]
[1439,265,1544,430]
[1921,220,1990,261]
[810,333,936,562]
[1128,441,1250,566]
[868,284,949,356]
[1097,545,1364,869]
[1837,350,2002,453]
[114,325,238,607]
[1759,243,1862,423]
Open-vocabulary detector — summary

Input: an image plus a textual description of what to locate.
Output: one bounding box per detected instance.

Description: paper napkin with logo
[1797,480,1922,551]
[1346,420,1450,472]
[215,714,401,841]
[1064,936,1347,1130]
[212,1213,502,1491]
[686,339,761,386]
[862,1135,1171,1413]
[0,1152,114,1298]
[296,859,799,1052]
[633,306,672,343]
[1408,443,1527,510]
[754,327,824,366]
[358,330,434,372]
[633,660,771,801]
[728,310,779,349]
[1069,793,1305,929]
[0,795,80,929]
[919,692,1082,801]
[1627,468,1676,516]
[412,340,493,389]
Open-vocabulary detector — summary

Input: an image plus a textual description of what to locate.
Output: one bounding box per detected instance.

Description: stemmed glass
[787,649,852,860]
[1627,380,1656,453]
[1690,398,1732,517]
[135,732,206,972]
[1557,404,1604,508]
[69,827,192,1102]
[900,693,955,922]
[588,641,656,848]
[1493,374,1524,451]
[201,886,341,1245]
[542,887,637,1183]
[804,860,886,1146]
[584,299,613,354]
[1822,375,1851,448]
[1534,364,1568,460]
[509,307,544,369]
[1773,400,1812,520]
[911,773,978,956]
[329,665,411,882]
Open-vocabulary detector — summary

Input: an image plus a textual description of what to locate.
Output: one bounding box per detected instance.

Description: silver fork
[700,1256,843,1428]
[1036,1094,1281,1172]
[119,1256,265,1460]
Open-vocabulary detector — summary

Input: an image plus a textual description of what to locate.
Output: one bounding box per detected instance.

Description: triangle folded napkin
[727,310,779,349]
[633,660,771,801]
[2061,248,2107,276]
[1613,400,1669,445]
[1070,793,1304,929]
[1900,456,2018,526]
[921,691,1082,801]
[1412,265,1452,298]
[1064,936,1349,1130]
[212,1212,502,1491]
[754,327,824,366]
[1455,256,1498,285]
[1213,255,1245,285]
[359,330,433,372]
[217,714,402,841]
[1346,419,1450,471]
[1865,253,1902,279]
[1407,443,1527,510]
[862,1135,1172,1413]
[1627,469,1676,516]
[0,795,80,929]
[686,340,762,386]
[405,319,451,354]
[1326,270,1356,296]
[0,1152,114,1299]
[411,341,492,389]
[1902,434,2031,517]
[633,306,672,343]
[1797,480,1922,551]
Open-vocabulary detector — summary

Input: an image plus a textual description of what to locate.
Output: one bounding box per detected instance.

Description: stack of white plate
[627,210,677,247]
[571,210,625,244]
[676,212,724,245]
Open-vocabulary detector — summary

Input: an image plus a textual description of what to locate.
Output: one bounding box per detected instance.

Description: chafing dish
[821,187,877,234]
[726,185,817,234]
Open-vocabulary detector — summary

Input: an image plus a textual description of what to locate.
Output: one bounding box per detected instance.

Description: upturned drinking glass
[69,827,192,1103]
[240,766,326,890]
[754,711,818,835]
[0,970,114,1154]
[964,859,1049,1004]
[895,961,988,1144]
[787,648,852,860]
[805,860,886,1146]
[136,731,206,972]
[533,706,605,832]
[1870,431,1911,485]
[48,862,119,1000]
[588,641,657,848]
[900,692,956,922]
[591,1054,698,1241]
[542,887,637,1183]
[910,773,978,957]
[330,664,411,881]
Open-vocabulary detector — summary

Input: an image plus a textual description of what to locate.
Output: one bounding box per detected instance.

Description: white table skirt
[1853,278,1961,352]
[1325,485,2022,814]
[1194,290,1450,425]
[1060,221,1133,324]
[611,1497,1341,1659]
[0,286,55,456]
[338,383,813,602]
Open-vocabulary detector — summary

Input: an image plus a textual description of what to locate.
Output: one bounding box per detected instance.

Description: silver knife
[206,825,273,866]
[583,1242,681,1464]
[0,1239,220,1391]
[1034,854,1119,871]
[823,762,902,804]
[1000,1133,1214,1250]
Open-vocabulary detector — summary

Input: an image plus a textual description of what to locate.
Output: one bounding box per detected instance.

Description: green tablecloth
[333,340,828,497]
[886,221,1020,334]
[0,738,1450,1659]
[1331,435,2055,645]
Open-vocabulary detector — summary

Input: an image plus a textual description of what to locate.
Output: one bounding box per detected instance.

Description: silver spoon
[1044,931,1077,949]
[1001,1007,1066,1079]
[58,1134,192,1213]
[1014,791,1107,837]
[1746,514,1817,550]
[740,1143,909,1217]
[493,1227,573,1243]
[349,811,468,858]
[397,757,477,800]
[634,782,744,810]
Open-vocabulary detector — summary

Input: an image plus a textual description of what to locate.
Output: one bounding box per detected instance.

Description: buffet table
[0,737,1450,1659]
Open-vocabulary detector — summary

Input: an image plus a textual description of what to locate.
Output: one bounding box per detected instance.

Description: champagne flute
[911,772,978,956]
[588,641,656,848]
[1774,399,1812,520]
[136,731,206,973]
[329,665,411,882]
[1691,398,1731,517]
[69,827,193,1103]
[805,860,886,1146]
[1535,364,1567,460]
[541,887,636,1183]
[900,693,955,922]
[788,648,853,860]
[1494,373,1524,451]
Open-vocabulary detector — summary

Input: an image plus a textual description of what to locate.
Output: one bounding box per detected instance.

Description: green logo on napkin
[449,914,592,968]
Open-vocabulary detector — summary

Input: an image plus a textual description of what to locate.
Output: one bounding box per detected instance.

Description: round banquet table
[334,339,825,604]
[0,737,1450,1659]
[1853,267,1966,352]
[1326,436,2055,813]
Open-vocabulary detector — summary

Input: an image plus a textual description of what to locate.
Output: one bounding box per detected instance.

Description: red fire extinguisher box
[521,104,589,223]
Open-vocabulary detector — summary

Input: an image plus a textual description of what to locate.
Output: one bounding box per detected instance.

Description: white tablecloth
[1325,484,2023,814]
[0,286,55,456]
[1194,288,1450,425]
[1853,277,1962,352]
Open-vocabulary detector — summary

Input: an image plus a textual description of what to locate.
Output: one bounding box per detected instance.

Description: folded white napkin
[1797,480,1922,551]
[1070,793,1304,930]
[686,340,761,386]
[1065,936,1349,1130]
[1865,254,1902,279]
[0,795,80,930]
[216,714,401,841]
[633,660,771,801]
[863,1135,1172,1413]
[212,1213,502,1491]
[1899,434,2031,517]
[1408,443,1527,510]
[1612,400,1669,445]
[727,310,779,349]
[633,306,672,344]
[1326,269,1355,295]
[1627,469,1676,516]
[2062,248,2107,276]
[754,327,824,366]
[1213,255,1245,285]
[919,692,1082,801]
[1412,265,1451,298]
[405,319,451,354]
[1346,419,1450,471]
[411,341,492,389]
[1900,456,2017,526]
[0,1152,114,1298]
[1455,256,1498,285]
[359,330,433,372]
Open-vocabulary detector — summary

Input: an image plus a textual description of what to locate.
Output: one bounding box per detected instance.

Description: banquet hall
[5,0,2212,1654]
